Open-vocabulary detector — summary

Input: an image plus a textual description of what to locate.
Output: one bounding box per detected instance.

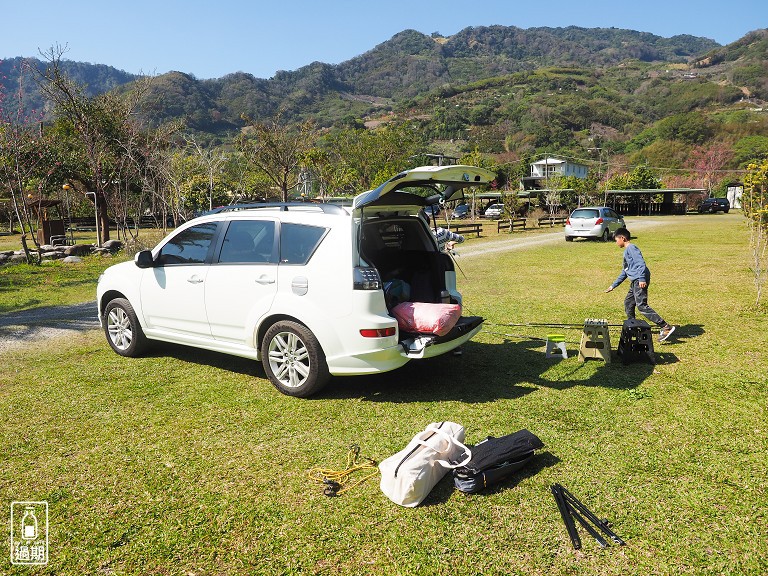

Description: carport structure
[603,188,705,216]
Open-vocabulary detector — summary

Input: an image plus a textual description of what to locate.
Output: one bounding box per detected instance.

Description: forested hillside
[2,24,768,226]
[0,56,138,116]
[3,26,727,130]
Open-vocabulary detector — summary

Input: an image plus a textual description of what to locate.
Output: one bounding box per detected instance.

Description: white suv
[97,165,495,397]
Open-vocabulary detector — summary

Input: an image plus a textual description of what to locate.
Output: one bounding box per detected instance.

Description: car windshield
[570,209,600,219]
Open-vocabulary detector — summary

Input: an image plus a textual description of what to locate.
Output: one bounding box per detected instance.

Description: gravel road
[0,216,687,352]
[0,301,100,353]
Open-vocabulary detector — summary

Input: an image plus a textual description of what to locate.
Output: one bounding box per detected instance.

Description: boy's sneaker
[658,325,676,342]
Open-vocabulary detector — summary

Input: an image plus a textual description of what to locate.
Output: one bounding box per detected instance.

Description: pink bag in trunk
[391,302,462,336]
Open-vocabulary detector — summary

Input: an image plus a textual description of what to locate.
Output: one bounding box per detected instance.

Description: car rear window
[570,209,599,219]
[218,220,276,264]
[364,220,427,251]
[279,223,328,265]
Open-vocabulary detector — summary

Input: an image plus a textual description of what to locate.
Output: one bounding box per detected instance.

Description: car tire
[724,209,729,213]
[565,236,574,242]
[261,320,330,397]
[103,298,148,357]
[601,228,610,242]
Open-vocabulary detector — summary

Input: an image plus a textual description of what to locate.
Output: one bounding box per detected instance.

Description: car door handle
[255,275,275,285]
[187,275,204,284]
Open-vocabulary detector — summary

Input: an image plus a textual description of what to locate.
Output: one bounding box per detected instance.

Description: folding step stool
[617,319,655,364]
[545,333,568,359]
[579,318,611,363]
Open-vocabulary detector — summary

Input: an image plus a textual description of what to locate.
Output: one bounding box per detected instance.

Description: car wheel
[565,236,574,242]
[724,209,729,213]
[601,228,610,242]
[261,320,330,397]
[103,298,147,357]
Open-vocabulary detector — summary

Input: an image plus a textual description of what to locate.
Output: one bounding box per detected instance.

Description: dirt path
[456,215,688,258]
[0,301,99,353]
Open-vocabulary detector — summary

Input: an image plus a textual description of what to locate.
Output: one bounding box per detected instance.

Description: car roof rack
[205,202,346,216]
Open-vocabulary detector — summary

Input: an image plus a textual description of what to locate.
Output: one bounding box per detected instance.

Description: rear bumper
[326,343,410,376]
[324,316,484,374]
[564,224,605,237]
[400,316,484,359]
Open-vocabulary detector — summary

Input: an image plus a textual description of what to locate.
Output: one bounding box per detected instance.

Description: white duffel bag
[379,421,471,507]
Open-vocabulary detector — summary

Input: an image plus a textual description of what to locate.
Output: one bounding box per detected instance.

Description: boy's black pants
[624,279,665,326]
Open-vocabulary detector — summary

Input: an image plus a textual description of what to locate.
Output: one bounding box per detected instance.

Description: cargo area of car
[360,218,449,305]
[360,216,483,348]
[367,248,450,304]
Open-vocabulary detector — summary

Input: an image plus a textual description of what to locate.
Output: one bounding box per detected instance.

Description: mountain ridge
[3,25,766,147]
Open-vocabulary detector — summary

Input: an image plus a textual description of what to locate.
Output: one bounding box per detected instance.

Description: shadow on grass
[147,342,263,378]
[320,335,667,401]
[665,323,704,345]
[145,327,688,403]
[0,298,43,314]
[421,450,561,507]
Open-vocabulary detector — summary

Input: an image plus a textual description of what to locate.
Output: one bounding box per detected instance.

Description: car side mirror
[135,250,155,268]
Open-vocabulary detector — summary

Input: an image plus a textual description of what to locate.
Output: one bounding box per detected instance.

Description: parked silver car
[564,206,625,242]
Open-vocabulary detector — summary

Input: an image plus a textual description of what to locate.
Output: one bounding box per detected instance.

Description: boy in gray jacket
[605,227,675,342]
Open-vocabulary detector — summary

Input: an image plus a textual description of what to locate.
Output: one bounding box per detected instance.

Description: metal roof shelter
[603,188,705,215]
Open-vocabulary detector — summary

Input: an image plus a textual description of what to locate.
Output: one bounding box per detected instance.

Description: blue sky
[3,0,766,79]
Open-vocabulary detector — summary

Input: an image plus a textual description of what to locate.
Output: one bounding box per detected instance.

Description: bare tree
[185,135,226,211]
[743,159,768,306]
[236,112,315,202]
[114,117,184,240]
[0,58,57,260]
[33,45,153,245]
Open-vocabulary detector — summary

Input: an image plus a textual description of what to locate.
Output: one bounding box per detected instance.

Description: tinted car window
[571,209,600,219]
[364,220,428,251]
[279,223,327,265]
[156,222,218,265]
[218,220,276,264]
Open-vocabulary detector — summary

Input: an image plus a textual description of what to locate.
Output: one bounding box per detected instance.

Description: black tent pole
[551,484,581,550]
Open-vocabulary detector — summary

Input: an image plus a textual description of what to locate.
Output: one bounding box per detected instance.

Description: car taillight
[595,217,604,224]
[360,327,396,338]
[353,266,381,290]
[566,218,571,225]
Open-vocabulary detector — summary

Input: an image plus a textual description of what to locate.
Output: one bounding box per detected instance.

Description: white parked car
[564,206,625,242]
[97,165,495,397]
[483,203,504,219]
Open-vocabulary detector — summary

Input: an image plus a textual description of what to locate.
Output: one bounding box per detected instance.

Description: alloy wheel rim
[107,307,133,350]
[268,331,311,388]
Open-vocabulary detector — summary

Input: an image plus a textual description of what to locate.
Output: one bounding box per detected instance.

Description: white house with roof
[529,156,589,181]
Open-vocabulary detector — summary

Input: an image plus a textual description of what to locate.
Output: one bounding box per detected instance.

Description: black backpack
[453,429,544,494]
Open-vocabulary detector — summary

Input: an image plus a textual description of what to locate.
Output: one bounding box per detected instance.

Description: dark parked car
[698,198,730,213]
[452,204,470,219]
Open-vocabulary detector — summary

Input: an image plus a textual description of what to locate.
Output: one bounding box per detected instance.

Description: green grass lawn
[1,214,766,575]
[0,230,164,313]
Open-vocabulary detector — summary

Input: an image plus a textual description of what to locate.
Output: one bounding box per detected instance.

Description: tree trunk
[98,195,110,244]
